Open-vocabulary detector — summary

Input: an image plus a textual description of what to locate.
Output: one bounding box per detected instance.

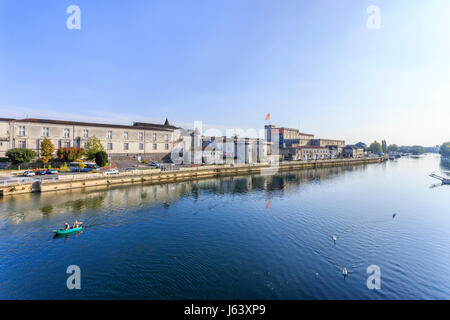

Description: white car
[104,169,119,175]
[22,171,36,177]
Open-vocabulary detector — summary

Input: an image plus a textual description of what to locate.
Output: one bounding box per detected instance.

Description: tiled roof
[14,118,176,132]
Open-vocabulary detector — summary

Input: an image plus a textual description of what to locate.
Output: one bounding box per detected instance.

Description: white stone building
[0,118,182,162]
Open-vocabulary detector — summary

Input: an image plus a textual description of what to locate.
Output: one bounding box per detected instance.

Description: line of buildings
[0,117,365,166]
[264,125,364,160]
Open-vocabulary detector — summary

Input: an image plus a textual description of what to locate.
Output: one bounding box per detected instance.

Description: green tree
[381,140,387,153]
[57,147,85,162]
[39,138,55,167]
[439,142,450,157]
[94,151,108,167]
[6,148,36,170]
[410,145,425,155]
[368,141,382,154]
[387,144,399,152]
[85,136,105,161]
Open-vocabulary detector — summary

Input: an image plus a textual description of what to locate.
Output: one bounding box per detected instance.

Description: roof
[344,145,364,150]
[0,118,15,121]
[286,145,328,150]
[13,118,176,132]
[275,127,314,136]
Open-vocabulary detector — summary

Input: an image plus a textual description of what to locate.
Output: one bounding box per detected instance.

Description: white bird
[332,235,337,243]
[342,268,348,277]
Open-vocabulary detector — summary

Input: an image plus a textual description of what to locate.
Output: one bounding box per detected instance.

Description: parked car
[36,169,47,175]
[104,169,119,175]
[46,169,59,174]
[150,162,159,167]
[22,171,35,177]
[124,167,137,172]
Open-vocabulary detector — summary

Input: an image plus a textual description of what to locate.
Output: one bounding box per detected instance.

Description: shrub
[57,147,85,162]
[94,151,108,167]
[59,162,71,172]
[85,136,105,161]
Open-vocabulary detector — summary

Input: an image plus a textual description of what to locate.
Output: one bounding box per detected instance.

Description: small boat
[53,226,83,235]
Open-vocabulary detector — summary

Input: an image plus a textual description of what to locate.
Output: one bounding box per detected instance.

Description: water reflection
[0,165,365,225]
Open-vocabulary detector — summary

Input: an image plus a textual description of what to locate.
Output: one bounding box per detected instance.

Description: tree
[95,151,108,167]
[85,136,105,161]
[387,144,399,152]
[439,142,450,157]
[57,147,85,162]
[6,148,36,170]
[410,145,425,155]
[381,140,387,153]
[368,141,382,154]
[39,138,55,167]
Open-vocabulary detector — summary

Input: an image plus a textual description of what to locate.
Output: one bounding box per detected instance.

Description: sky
[0,0,449,146]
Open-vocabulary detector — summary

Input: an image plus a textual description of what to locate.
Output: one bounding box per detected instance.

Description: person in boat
[64,222,70,230]
[72,220,83,228]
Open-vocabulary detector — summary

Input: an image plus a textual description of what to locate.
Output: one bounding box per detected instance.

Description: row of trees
[366,140,404,154]
[367,140,445,156]
[5,136,109,169]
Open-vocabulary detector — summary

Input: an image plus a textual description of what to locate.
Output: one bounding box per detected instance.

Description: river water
[0,154,449,299]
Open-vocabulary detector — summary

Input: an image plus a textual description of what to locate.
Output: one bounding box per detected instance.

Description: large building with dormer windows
[0,117,183,162]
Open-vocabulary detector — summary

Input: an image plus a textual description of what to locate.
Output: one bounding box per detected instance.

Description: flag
[265,113,270,121]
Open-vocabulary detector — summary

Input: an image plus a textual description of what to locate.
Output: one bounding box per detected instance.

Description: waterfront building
[309,138,345,148]
[355,142,367,150]
[265,124,348,160]
[343,145,365,158]
[281,145,331,161]
[200,136,271,164]
[0,117,181,162]
[264,125,315,148]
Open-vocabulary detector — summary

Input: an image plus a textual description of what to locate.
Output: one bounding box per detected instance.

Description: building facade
[309,138,345,148]
[281,145,331,161]
[264,125,315,148]
[343,145,365,158]
[0,118,181,162]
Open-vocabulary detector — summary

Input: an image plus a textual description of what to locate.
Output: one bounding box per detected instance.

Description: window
[124,143,129,151]
[139,143,144,150]
[65,141,71,148]
[139,132,144,141]
[152,133,157,141]
[153,143,157,150]
[83,129,89,138]
[107,143,113,150]
[164,134,169,141]
[165,143,169,150]
[18,126,26,136]
[42,127,49,137]
[107,131,112,139]
[64,128,70,138]
[123,132,128,140]
[18,140,26,149]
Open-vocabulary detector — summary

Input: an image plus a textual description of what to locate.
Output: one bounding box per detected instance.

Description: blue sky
[0,0,449,145]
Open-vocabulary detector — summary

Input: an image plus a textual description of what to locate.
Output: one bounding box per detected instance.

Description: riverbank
[0,157,385,196]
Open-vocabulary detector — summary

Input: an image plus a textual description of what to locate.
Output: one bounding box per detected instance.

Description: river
[0,154,449,299]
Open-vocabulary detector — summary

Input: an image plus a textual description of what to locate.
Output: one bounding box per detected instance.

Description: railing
[3,157,385,188]
[0,177,34,187]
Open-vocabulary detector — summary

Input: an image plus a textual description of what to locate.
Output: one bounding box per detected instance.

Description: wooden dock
[429,173,450,185]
